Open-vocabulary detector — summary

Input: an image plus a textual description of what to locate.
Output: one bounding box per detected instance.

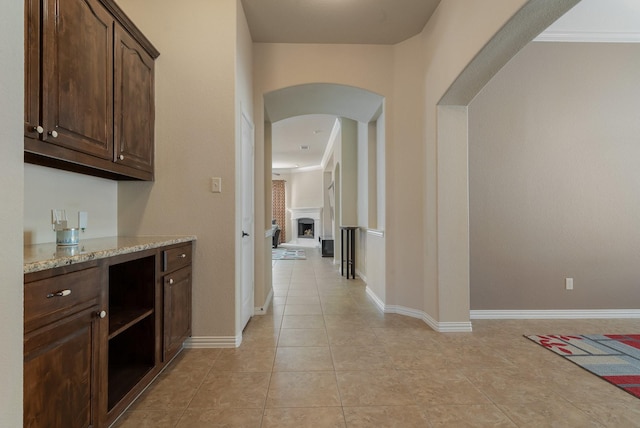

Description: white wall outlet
[79,211,88,230]
[210,177,222,193]
[565,277,574,290]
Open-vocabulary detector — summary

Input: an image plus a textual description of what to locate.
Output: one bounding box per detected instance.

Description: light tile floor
[115,247,640,427]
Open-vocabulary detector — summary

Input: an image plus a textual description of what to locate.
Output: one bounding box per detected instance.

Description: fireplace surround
[288,208,322,247]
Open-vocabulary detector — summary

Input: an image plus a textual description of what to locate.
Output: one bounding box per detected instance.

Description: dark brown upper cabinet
[114,26,154,174]
[24,0,159,181]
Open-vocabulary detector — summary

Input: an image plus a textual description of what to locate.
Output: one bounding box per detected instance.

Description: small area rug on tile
[272,248,306,260]
[526,334,640,399]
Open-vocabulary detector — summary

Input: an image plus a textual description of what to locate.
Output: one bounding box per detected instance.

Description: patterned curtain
[272,180,286,244]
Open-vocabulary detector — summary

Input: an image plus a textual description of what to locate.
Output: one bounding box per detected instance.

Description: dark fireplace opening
[297,218,314,239]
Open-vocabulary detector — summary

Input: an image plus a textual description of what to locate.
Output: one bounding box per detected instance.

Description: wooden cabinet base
[24,242,193,427]
[24,307,100,428]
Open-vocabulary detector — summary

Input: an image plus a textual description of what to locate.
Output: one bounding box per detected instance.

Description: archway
[259,83,385,314]
[433,0,580,327]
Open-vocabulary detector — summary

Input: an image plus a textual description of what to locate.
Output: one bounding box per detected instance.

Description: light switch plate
[210,177,222,193]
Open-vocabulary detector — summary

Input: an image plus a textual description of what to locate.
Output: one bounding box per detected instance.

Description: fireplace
[297,218,314,239]
[288,207,322,248]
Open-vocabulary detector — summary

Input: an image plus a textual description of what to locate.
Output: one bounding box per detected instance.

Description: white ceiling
[272,114,337,170]
[263,0,640,173]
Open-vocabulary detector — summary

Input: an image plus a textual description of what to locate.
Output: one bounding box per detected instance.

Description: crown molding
[535,31,640,43]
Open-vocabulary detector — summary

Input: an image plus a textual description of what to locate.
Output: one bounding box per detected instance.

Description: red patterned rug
[526,334,640,399]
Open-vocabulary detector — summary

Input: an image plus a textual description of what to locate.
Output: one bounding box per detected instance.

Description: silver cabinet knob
[180,253,187,258]
[49,130,58,138]
[98,310,107,319]
[169,278,174,285]
[119,154,124,160]
[34,125,44,134]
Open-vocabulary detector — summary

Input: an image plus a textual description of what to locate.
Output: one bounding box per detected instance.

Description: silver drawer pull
[98,310,107,319]
[47,289,71,298]
[169,278,174,285]
[180,253,187,258]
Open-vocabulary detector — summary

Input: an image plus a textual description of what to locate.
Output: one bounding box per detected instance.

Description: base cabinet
[24,242,193,428]
[24,306,101,428]
[163,266,192,361]
[23,263,103,428]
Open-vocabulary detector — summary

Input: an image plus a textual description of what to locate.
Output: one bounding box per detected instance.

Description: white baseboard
[365,286,385,311]
[365,287,473,333]
[356,270,367,283]
[387,305,473,333]
[254,288,274,315]
[184,335,241,348]
[470,309,640,320]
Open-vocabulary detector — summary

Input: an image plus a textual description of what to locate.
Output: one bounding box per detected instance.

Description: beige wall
[387,33,427,310]
[375,111,386,229]
[322,170,333,238]
[117,0,242,338]
[340,119,358,226]
[363,231,386,302]
[290,169,323,209]
[24,164,118,244]
[470,42,640,310]
[0,0,23,424]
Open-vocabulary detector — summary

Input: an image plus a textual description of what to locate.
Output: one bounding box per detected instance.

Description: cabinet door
[41,0,113,159]
[24,306,101,428]
[114,25,154,173]
[163,266,191,361]
[24,0,41,140]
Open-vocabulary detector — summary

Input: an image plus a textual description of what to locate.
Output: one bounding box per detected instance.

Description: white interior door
[241,113,255,331]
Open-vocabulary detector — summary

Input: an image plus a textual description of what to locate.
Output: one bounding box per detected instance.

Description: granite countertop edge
[24,235,197,274]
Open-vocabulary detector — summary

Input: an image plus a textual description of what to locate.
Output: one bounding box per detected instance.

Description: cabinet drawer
[162,245,192,272]
[24,266,101,332]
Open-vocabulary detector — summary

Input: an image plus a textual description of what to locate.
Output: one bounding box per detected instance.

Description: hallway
[115,248,640,427]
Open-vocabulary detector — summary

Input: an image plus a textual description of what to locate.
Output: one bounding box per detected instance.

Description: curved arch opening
[264,82,385,280]
[264,83,384,123]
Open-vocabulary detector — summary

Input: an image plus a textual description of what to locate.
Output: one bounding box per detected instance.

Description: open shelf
[107,315,155,411]
[108,307,154,340]
[107,255,156,411]
[107,363,153,411]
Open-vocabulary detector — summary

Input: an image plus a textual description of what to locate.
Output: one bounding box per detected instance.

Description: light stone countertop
[24,236,196,274]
